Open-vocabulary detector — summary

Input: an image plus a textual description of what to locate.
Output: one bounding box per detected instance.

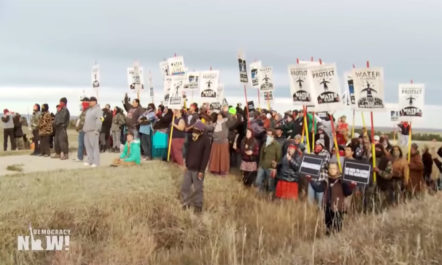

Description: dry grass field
[0,160,441,265]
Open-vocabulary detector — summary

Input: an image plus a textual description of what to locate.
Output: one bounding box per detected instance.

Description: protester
[239,128,259,186]
[38,104,53,157]
[255,128,281,195]
[82,97,103,167]
[30,104,41,155]
[398,121,410,147]
[138,103,156,160]
[307,162,357,235]
[184,103,199,158]
[1,109,16,151]
[208,108,236,175]
[315,124,331,152]
[123,94,144,138]
[13,113,25,150]
[181,121,211,213]
[100,104,113,152]
[152,107,173,160]
[275,143,302,200]
[111,106,126,152]
[422,145,434,190]
[74,97,89,162]
[308,138,330,206]
[408,143,424,195]
[170,109,186,166]
[111,132,141,166]
[336,115,348,146]
[52,97,70,160]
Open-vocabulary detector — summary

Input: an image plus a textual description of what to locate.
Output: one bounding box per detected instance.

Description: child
[111,132,141,167]
[307,162,356,234]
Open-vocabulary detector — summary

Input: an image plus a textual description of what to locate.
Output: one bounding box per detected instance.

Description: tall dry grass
[0,161,441,265]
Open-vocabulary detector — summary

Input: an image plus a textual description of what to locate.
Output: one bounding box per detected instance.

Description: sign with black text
[247,101,255,112]
[352,67,385,111]
[398,83,424,118]
[238,57,248,83]
[310,64,342,112]
[250,61,262,88]
[342,159,371,185]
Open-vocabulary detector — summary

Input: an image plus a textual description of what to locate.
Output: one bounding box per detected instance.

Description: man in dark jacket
[123,94,144,138]
[181,121,211,213]
[1,109,16,151]
[100,104,113,152]
[30,104,41,155]
[13,113,25,150]
[52,97,70,160]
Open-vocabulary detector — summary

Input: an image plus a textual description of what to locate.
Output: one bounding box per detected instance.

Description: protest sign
[250,61,262,88]
[159,60,169,77]
[91,64,100,89]
[342,159,371,185]
[127,65,144,91]
[200,70,219,103]
[398,83,424,118]
[345,72,356,105]
[238,57,248,83]
[247,101,255,112]
[168,76,185,109]
[264,91,273,101]
[352,67,385,111]
[310,64,342,112]
[391,110,400,122]
[163,76,172,106]
[167,56,185,76]
[258,66,274,92]
[299,154,325,179]
[288,64,316,106]
[184,72,200,90]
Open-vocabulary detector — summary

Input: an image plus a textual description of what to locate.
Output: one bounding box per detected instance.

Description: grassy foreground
[0,161,441,265]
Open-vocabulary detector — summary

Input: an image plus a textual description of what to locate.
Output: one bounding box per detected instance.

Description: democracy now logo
[17,224,70,251]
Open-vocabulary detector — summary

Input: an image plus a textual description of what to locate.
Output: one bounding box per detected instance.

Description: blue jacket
[120,139,141,165]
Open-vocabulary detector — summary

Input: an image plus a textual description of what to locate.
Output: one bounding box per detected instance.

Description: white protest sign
[168,76,185,109]
[258,66,274,92]
[163,76,172,106]
[310,64,342,112]
[288,64,316,106]
[91,64,100,89]
[200,70,219,103]
[352,67,385,111]
[159,60,169,77]
[250,61,262,88]
[167,56,185,76]
[127,65,144,91]
[398,83,424,118]
[344,72,356,106]
[238,56,248,83]
[184,72,200,90]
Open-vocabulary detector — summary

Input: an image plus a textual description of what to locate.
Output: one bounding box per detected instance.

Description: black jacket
[54,107,70,129]
[185,133,211,173]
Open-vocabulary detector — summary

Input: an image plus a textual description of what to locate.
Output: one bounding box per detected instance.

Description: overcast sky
[1,0,442,127]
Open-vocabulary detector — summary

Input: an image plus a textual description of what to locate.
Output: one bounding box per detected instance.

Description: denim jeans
[140,133,152,158]
[255,167,277,193]
[77,131,85,161]
[308,182,323,206]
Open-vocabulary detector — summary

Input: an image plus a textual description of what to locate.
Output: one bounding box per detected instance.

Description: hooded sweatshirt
[83,104,103,133]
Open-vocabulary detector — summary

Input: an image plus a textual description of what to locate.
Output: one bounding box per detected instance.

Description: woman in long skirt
[209,110,235,175]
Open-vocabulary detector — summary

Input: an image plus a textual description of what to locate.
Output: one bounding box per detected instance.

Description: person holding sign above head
[306,162,357,235]
[308,138,330,206]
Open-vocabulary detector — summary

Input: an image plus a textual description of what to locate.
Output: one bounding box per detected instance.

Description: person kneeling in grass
[306,162,357,235]
[112,132,141,167]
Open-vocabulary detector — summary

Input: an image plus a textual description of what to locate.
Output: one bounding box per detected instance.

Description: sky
[0,0,441,128]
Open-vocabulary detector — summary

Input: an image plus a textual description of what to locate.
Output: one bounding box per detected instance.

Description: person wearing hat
[181,120,211,212]
[82,97,103,167]
[308,138,331,206]
[1,108,16,151]
[52,97,70,159]
[408,143,424,195]
[315,123,331,152]
[275,142,303,200]
[38,104,53,156]
[73,97,89,162]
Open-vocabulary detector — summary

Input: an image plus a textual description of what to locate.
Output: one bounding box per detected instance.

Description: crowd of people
[2,94,442,234]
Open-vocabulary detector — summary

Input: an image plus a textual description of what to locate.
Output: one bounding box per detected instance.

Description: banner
[258,66,274,92]
[238,57,248,83]
[299,154,325,180]
[91,64,100,89]
[168,76,185,109]
[352,67,385,111]
[199,70,219,103]
[288,64,316,106]
[398,83,425,118]
[342,159,371,185]
[250,61,262,88]
[310,64,342,112]
[159,61,169,77]
[127,66,144,91]
[183,72,200,90]
[167,56,185,76]
[163,76,172,106]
